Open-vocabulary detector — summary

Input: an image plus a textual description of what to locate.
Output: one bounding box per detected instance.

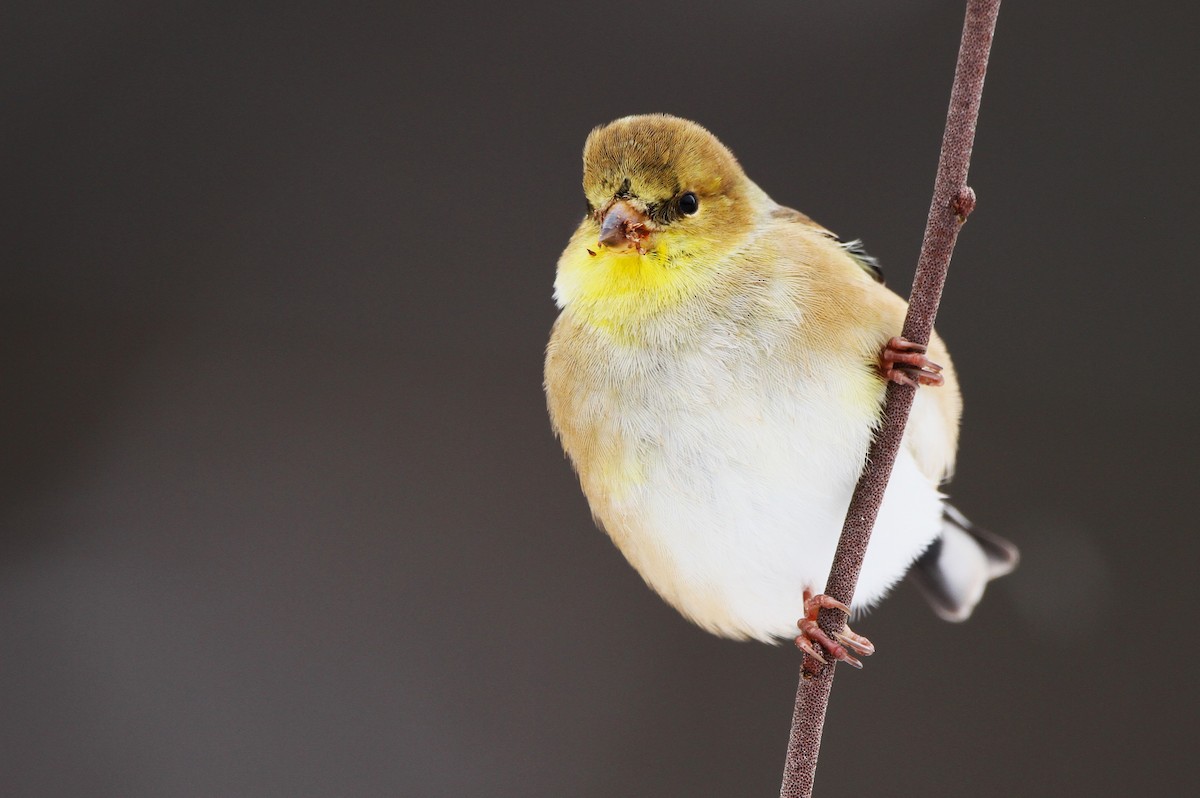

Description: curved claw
[805,592,851,617]
[796,590,875,670]
[794,634,827,664]
[833,627,876,658]
[880,336,945,387]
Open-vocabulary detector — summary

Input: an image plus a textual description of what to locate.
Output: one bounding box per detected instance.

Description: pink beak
[598,200,653,253]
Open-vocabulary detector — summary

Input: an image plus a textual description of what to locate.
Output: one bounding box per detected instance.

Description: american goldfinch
[545,114,1017,666]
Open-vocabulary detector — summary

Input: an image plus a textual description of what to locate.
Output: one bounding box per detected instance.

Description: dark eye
[678,192,699,215]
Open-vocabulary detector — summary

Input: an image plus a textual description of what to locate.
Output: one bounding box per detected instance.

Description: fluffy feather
[546,115,995,642]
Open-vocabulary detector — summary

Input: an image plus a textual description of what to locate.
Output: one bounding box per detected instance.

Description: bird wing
[766,212,961,485]
[770,206,884,283]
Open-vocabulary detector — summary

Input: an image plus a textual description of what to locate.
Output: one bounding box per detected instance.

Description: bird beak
[598,200,654,253]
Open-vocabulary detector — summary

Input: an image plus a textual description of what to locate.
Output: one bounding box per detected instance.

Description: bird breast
[546,303,916,641]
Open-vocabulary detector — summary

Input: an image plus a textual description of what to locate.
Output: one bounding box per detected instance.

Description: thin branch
[779,2,1002,796]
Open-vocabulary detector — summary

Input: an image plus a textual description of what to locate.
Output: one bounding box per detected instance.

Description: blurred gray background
[4,1,1197,796]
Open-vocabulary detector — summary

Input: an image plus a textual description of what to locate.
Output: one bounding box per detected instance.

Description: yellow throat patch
[554,239,713,333]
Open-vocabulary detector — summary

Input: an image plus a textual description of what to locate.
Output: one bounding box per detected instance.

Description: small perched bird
[545,114,1017,666]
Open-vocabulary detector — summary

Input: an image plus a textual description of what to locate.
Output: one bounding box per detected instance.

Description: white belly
[588,353,944,643]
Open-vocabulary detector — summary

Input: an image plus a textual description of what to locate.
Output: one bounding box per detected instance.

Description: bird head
[581,114,757,258]
[555,114,765,330]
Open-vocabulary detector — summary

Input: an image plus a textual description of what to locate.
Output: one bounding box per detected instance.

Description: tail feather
[909,505,1019,622]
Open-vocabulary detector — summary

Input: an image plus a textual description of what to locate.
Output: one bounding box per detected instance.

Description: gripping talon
[794,634,827,664]
[805,593,851,617]
[832,628,876,657]
[880,336,945,387]
[796,589,875,670]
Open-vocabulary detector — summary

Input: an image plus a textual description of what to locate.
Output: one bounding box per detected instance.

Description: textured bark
[779,2,1002,796]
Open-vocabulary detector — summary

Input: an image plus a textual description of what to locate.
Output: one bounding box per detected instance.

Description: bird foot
[795,589,875,676]
[880,336,944,387]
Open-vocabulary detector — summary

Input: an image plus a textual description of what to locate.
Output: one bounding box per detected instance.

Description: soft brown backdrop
[4,1,1197,796]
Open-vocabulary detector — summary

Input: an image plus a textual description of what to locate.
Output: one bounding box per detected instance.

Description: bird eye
[678,192,699,215]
